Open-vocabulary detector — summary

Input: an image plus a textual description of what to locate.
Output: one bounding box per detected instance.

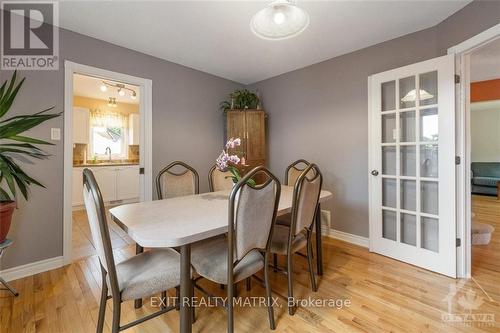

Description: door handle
[371,170,379,176]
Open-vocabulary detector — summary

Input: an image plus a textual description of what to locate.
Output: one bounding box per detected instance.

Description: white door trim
[447,23,500,279]
[63,61,153,265]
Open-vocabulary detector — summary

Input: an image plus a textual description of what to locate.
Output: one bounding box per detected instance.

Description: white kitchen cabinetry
[73,107,90,144]
[72,165,139,206]
[116,166,140,200]
[129,113,140,145]
[92,168,117,202]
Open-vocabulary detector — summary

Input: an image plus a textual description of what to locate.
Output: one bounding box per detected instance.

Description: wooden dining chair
[191,166,281,332]
[83,168,181,333]
[270,164,322,315]
[156,161,199,199]
[208,164,234,192]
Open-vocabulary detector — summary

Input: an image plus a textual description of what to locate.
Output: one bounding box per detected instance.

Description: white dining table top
[109,185,333,248]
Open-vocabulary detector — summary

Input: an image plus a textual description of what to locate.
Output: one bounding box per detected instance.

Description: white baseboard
[0,256,64,282]
[323,228,369,248]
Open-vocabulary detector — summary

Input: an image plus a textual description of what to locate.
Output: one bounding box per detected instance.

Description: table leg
[180,244,192,333]
[134,244,144,309]
[315,204,323,276]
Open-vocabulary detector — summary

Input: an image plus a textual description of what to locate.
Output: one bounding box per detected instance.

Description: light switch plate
[51,128,61,140]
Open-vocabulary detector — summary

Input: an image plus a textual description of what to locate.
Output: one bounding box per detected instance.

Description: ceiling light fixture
[250,0,309,40]
[100,81,137,100]
[401,89,434,102]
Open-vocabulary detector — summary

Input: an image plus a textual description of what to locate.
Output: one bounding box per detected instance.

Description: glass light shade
[401,89,434,103]
[250,0,309,40]
[100,84,107,92]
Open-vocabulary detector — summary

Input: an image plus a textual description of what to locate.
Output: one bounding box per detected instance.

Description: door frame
[447,23,500,278]
[63,61,153,264]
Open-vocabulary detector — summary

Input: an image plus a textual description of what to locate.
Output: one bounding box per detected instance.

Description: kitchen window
[89,109,128,160]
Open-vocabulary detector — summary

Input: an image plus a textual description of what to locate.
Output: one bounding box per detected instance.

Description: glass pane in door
[381,81,396,111]
[420,108,438,142]
[383,210,397,241]
[400,146,416,176]
[383,178,396,208]
[401,180,416,211]
[400,76,416,109]
[400,111,416,142]
[382,114,396,143]
[401,213,416,246]
[382,146,396,175]
[421,217,439,252]
[419,71,438,106]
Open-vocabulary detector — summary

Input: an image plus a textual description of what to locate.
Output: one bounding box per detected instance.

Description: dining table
[109,185,333,333]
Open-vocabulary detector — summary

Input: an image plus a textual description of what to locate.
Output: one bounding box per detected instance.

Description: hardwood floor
[1,201,499,332]
[472,195,500,298]
[72,209,135,260]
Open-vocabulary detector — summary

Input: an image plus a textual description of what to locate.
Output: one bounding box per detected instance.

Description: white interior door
[368,54,456,277]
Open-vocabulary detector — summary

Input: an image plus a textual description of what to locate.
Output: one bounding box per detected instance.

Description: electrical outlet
[51,128,61,140]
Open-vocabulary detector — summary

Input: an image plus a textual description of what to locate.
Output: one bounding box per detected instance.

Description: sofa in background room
[471,162,500,197]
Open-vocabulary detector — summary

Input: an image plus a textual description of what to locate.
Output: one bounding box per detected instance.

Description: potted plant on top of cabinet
[0,71,61,242]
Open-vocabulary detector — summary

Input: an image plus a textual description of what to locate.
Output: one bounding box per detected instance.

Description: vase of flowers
[216,138,256,186]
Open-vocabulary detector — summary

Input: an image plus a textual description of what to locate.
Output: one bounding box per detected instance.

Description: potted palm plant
[0,71,60,242]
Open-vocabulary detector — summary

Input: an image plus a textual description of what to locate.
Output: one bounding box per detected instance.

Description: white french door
[368,54,456,277]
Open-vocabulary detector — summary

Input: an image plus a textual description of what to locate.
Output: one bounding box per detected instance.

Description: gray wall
[1,27,239,270]
[249,0,500,237]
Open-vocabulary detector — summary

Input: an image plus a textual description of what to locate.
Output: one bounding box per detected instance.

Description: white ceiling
[73,74,140,104]
[59,1,470,84]
[471,37,500,82]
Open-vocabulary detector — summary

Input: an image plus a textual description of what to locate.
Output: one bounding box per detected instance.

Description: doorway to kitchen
[63,61,152,264]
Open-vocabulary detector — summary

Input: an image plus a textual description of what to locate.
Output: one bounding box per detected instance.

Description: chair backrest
[290,164,323,236]
[228,166,281,263]
[208,165,234,192]
[156,161,199,199]
[285,159,312,186]
[82,168,120,294]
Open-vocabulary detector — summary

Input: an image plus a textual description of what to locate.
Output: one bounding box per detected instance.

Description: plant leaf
[8,135,54,145]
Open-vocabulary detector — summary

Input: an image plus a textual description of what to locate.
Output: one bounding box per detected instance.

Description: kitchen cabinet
[129,113,140,145]
[73,107,90,144]
[72,165,140,206]
[72,168,84,206]
[92,168,117,202]
[116,166,140,200]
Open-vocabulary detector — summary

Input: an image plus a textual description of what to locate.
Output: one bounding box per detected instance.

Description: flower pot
[0,201,16,243]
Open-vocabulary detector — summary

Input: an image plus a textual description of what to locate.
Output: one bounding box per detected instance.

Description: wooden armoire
[226,110,266,174]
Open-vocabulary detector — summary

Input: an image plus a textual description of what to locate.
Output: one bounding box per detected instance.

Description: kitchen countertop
[73,162,139,168]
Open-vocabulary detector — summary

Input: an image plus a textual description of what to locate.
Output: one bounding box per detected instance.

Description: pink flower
[225,137,242,149]
[228,154,240,165]
[216,151,229,170]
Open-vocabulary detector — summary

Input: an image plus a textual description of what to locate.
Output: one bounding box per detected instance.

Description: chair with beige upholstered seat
[208,164,234,192]
[83,168,181,333]
[156,161,199,199]
[191,166,281,332]
[270,164,322,316]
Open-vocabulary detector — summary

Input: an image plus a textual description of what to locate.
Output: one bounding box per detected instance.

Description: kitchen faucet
[105,147,112,162]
